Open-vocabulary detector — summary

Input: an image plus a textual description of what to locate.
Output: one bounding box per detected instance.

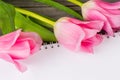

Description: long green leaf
[0,1,15,34]
[35,0,83,19]
[29,16,54,30]
[15,12,56,42]
[15,7,55,28]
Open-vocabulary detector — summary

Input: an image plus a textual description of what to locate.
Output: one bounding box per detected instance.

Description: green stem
[15,8,55,28]
[67,0,83,7]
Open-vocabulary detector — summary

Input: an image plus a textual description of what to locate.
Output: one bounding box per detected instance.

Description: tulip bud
[81,0,120,36]
[54,17,103,53]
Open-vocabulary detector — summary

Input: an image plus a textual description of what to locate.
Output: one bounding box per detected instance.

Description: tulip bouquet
[0,0,120,72]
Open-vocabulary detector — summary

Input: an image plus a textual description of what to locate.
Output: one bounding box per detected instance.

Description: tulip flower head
[54,17,103,53]
[81,0,120,36]
[0,29,42,72]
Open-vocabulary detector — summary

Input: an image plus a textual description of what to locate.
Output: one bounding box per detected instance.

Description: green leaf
[15,7,55,28]
[0,1,15,34]
[15,12,56,42]
[29,16,54,30]
[35,0,83,20]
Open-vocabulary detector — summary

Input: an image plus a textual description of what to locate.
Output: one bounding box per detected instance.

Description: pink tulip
[0,29,42,72]
[81,0,120,36]
[54,17,103,53]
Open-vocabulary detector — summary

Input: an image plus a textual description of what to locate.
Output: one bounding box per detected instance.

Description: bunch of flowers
[0,0,120,72]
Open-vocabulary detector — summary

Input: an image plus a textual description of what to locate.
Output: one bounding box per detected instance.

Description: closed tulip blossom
[54,17,104,53]
[81,0,120,36]
[0,29,42,72]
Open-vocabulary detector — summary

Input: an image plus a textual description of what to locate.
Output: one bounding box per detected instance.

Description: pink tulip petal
[0,29,21,49]
[8,41,30,59]
[0,54,27,72]
[106,9,120,15]
[14,60,27,72]
[105,14,120,28]
[81,34,103,53]
[67,17,84,24]
[68,17,104,31]
[78,21,104,39]
[80,21,104,31]
[54,17,85,51]
[81,45,94,53]
[83,28,98,39]
[18,32,42,54]
[86,10,113,35]
[95,0,120,9]
[0,53,14,63]
[87,34,103,46]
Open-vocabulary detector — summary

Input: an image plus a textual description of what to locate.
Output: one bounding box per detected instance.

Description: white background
[0,34,120,80]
